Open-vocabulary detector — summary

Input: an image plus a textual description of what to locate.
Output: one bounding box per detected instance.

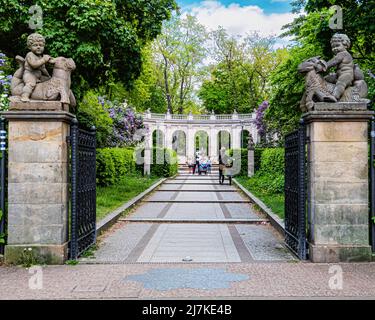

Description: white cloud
[187,0,297,39]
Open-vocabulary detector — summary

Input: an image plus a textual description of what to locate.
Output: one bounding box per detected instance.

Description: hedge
[150,148,178,177]
[134,147,178,178]
[229,148,248,176]
[96,148,135,186]
[258,148,284,176]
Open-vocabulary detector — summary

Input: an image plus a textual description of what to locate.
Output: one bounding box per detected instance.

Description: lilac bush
[104,100,148,147]
[0,53,12,111]
[254,101,269,136]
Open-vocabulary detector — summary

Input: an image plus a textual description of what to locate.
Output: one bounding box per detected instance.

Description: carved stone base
[9,98,69,112]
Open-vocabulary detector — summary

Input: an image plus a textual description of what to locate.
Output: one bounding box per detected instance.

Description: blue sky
[175,0,297,41]
[177,0,293,14]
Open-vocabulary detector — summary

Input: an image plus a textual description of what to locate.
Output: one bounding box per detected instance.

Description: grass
[96,174,160,221]
[236,175,285,220]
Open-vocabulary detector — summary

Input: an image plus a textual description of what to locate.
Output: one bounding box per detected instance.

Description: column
[305,102,373,262]
[187,126,195,159]
[3,102,73,264]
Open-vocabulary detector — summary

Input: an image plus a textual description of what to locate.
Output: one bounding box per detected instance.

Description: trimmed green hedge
[229,148,248,176]
[150,148,178,177]
[258,148,284,175]
[134,147,178,178]
[96,148,135,186]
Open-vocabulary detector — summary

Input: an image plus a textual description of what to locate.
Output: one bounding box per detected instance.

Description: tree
[152,14,208,113]
[265,1,375,140]
[199,29,284,114]
[0,0,177,99]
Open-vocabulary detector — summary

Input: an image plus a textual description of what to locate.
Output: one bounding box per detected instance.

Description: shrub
[96,148,135,186]
[254,147,265,172]
[229,148,248,176]
[150,148,178,177]
[259,148,284,176]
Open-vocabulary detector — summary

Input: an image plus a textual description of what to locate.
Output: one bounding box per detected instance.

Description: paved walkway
[87,172,295,264]
[1,171,374,299]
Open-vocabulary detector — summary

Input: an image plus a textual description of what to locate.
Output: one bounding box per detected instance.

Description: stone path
[1,170,375,299]
[86,172,295,264]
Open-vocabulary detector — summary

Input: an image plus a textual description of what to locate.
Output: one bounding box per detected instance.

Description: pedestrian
[219,147,226,184]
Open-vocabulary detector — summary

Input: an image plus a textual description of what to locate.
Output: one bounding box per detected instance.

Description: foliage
[76,90,113,148]
[259,148,285,176]
[229,148,248,177]
[0,53,12,111]
[0,0,177,99]
[152,14,208,113]
[150,148,178,177]
[267,1,375,138]
[96,148,135,186]
[199,29,286,114]
[106,103,148,148]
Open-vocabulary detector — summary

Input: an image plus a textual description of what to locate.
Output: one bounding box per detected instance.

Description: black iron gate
[284,120,307,260]
[69,119,97,260]
[370,118,375,253]
[0,118,7,256]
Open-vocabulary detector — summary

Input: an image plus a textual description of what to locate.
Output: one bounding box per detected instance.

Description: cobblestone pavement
[89,173,296,264]
[1,262,375,299]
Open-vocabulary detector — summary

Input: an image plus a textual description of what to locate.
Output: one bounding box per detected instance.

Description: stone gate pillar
[3,102,74,264]
[304,102,373,262]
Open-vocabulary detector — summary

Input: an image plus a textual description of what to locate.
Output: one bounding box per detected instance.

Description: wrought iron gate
[69,119,97,260]
[0,118,7,256]
[370,118,375,253]
[284,120,307,260]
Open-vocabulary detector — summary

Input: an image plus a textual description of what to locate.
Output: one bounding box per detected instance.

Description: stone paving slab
[1,263,375,299]
[137,224,242,263]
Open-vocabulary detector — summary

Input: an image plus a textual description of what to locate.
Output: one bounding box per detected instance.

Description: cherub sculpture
[298,33,368,112]
[10,33,76,107]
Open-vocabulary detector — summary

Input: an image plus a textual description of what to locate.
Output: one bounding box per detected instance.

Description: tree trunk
[163,55,172,113]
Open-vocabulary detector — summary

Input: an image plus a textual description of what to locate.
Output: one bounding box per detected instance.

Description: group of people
[186,147,233,184]
[186,152,212,175]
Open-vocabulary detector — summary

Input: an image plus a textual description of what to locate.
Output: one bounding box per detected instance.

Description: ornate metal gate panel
[284,120,307,260]
[69,119,96,260]
[370,118,375,253]
[0,118,7,255]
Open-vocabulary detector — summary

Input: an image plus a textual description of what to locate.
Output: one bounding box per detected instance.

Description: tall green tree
[199,29,285,114]
[0,0,177,99]
[152,14,208,114]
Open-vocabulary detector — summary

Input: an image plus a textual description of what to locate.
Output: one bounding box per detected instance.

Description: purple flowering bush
[106,101,148,147]
[254,101,269,137]
[0,53,12,111]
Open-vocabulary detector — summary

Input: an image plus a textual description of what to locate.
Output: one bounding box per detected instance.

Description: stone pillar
[248,136,255,177]
[144,132,152,176]
[187,126,194,159]
[304,102,373,262]
[3,103,74,264]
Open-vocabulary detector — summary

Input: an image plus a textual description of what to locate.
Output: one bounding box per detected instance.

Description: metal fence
[69,119,97,260]
[284,120,307,260]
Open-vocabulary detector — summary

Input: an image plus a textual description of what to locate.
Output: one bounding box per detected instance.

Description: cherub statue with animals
[298,33,368,112]
[10,33,76,107]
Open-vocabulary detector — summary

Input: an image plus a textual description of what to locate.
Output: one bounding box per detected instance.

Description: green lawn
[96,174,160,220]
[235,176,285,220]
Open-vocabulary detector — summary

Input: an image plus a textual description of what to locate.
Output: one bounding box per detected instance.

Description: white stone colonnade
[143,110,258,164]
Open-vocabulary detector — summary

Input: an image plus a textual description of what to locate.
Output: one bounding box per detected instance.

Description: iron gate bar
[69,118,97,260]
[284,119,307,260]
[0,117,6,255]
[370,117,375,252]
